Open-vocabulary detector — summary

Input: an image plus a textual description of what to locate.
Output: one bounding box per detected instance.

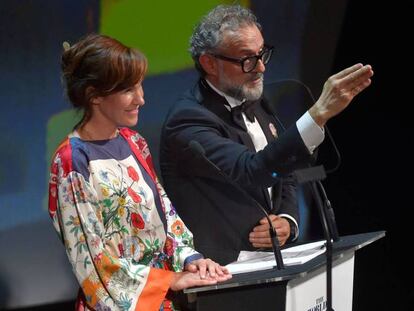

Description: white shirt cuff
[296,111,325,154]
[279,213,299,241]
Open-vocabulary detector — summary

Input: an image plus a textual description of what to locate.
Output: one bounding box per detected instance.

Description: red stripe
[120,128,157,181]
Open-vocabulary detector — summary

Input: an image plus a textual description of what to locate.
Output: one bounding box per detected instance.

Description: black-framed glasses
[211,45,274,73]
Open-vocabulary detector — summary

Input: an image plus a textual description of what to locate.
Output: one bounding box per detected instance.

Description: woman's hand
[185,258,232,281]
[170,271,219,291]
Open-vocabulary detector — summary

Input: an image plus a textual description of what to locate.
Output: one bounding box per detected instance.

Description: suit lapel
[257,98,287,212]
[254,104,278,142]
[197,80,275,210]
[197,80,256,152]
[255,100,290,211]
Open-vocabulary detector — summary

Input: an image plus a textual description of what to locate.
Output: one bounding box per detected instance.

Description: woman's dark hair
[61,33,147,125]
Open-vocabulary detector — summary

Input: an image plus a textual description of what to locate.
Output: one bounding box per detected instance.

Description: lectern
[184,231,385,311]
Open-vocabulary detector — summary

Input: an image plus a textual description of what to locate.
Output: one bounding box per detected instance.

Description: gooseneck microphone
[188,140,285,270]
[287,79,342,174]
[293,78,340,241]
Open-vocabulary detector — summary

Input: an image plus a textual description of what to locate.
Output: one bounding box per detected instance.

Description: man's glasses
[211,45,274,73]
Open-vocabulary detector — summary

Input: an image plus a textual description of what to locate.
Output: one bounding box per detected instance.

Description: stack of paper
[226,240,326,274]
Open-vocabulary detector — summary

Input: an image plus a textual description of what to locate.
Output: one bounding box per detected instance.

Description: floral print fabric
[48,128,201,311]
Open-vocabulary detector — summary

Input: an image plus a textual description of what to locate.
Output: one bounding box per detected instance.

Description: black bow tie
[231,101,257,123]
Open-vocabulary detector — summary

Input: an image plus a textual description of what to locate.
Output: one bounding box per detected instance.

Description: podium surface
[184,231,385,311]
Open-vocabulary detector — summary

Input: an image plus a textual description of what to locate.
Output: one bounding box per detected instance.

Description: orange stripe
[81,277,101,307]
[135,268,174,311]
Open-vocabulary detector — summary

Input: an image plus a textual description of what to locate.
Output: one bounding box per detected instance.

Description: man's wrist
[285,218,298,242]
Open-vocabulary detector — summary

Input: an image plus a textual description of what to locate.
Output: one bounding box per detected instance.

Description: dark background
[324,1,412,310]
[1,1,412,310]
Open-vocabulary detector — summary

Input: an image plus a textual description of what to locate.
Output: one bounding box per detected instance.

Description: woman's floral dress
[48,127,202,311]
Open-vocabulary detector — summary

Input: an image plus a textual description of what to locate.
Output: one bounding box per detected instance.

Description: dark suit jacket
[160,79,313,264]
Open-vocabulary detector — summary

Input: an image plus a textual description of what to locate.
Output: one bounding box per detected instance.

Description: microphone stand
[317,180,339,242]
[264,79,341,309]
[188,141,285,270]
[294,165,338,311]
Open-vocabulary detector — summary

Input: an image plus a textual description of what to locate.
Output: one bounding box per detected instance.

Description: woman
[48,33,231,311]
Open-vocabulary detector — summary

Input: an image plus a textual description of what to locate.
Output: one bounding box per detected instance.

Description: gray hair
[189,4,262,76]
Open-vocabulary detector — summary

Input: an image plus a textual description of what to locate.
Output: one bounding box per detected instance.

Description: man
[160,5,373,264]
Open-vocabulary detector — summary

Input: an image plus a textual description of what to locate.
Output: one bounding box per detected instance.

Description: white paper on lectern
[226,240,326,274]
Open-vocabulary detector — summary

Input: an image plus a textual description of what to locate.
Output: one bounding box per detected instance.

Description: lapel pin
[269,123,278,138]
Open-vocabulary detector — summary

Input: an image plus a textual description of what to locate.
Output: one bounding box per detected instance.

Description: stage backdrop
[0,0,346,308]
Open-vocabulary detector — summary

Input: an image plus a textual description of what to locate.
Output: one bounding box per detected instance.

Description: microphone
[264,79,340,241]
[263,79,340,310]
[291,80,340,241]
[291,79,342,174]
[188,140,285,270]
[264,78,342,174]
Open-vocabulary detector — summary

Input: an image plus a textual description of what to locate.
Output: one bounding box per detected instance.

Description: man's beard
[218,71,264,101]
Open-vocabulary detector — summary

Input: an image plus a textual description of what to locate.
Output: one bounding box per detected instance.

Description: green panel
[46,109,82,165]
[43,109,82,210]
[100,0,249,75]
